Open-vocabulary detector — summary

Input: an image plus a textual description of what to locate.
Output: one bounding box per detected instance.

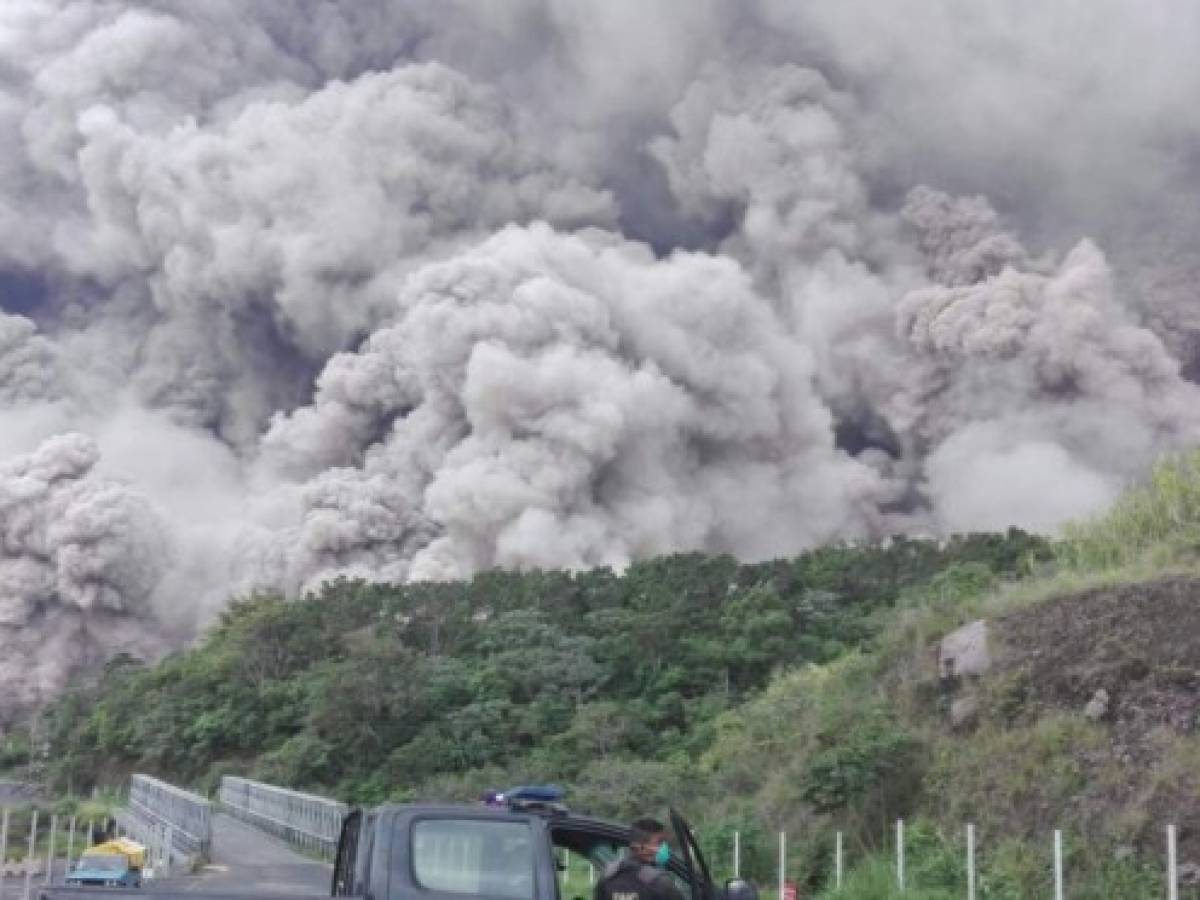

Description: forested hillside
[41,534,1045,812]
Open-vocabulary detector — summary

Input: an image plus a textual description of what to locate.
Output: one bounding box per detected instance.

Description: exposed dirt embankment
[997,576,1200,751]
[961,576,1200,866]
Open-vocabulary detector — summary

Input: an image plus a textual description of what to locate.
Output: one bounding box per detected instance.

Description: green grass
[1060,450,1200,572]
[806,834,1171,899]
[812,856,956,899]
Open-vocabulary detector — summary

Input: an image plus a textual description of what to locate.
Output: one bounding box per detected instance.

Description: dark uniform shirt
[593,858,685,900]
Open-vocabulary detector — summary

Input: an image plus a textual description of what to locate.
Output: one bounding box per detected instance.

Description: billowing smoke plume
[2,0,1199,714]
[897,232,1200,533]
[251,223,880,590]
[0,434,171,712]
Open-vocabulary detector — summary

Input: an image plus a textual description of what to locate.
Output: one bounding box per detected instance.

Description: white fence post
[45,816,57,883]
[1,807,9,900]
[896,819,905,891]
[22,809,37,900]
[1,808,9,892]
[66,817,76,879]
[778,832,786,900]
[1053,830,1064,900]
[1168,823,1178,900]
[966,823,975,900]
[835,831,843,890]
[733,830,740,879]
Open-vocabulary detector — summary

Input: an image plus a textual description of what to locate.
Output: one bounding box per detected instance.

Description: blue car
[65,853,142,889]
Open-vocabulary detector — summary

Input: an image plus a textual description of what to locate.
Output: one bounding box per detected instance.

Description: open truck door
[668,809,710,900]
[669,809,757,900]
[332,808,362,896]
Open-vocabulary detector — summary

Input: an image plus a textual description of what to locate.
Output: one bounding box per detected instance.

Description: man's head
[629,817,670,866]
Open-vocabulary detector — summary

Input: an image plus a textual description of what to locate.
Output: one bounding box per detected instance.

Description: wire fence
[756,818,1186,897]
[0,808,169,900]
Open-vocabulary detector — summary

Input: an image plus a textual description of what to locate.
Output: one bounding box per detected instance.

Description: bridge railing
[219,775,347,861]
[114,808,179,876]
[126,773,213,861]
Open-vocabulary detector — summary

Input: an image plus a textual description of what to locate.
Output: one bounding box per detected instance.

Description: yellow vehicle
[67,838,145,888]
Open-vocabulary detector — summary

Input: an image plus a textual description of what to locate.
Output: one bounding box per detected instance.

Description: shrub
[800,714,919,814]
[1061,450,1200,572]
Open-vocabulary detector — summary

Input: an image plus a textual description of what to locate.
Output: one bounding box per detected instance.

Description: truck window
[412,819,535,900]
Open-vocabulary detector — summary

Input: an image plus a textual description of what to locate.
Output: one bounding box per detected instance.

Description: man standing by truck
[594,818,686,900]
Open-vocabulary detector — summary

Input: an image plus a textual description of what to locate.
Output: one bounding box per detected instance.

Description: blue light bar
[505,785,565,803]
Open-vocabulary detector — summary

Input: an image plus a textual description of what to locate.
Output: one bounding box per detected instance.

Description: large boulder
[939,619,992,680]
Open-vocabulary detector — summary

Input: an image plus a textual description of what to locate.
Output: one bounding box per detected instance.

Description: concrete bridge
[114,774,347,894]
[0,774,348,895]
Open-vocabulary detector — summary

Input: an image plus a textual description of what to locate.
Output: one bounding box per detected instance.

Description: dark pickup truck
[41,797,756,900]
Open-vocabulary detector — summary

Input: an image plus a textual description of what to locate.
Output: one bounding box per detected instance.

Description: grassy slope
[704,451,1200,898]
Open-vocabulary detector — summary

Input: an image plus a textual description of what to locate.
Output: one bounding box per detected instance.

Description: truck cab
[332,796,755,900]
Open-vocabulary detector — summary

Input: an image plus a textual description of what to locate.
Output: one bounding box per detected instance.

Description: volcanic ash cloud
[250,223,883,592]
[0,433,171,716]
[896,208,1200,535]
[2,1,1200,715]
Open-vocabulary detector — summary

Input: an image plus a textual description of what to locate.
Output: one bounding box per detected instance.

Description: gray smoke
[251,222,880,591]
[29,51,615,443]
[0,314,62,405]
[1,0,1199,715]
[0,434,171,715]
[897,233,1200,532]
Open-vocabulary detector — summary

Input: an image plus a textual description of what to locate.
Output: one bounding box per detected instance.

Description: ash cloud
[0,314,62,404]
[1,0,1199,715]
[0,434,171,717]
[897,233,1200,533]
[253,223,880,591]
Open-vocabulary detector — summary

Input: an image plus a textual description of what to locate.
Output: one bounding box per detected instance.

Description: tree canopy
[43,531,1047,811]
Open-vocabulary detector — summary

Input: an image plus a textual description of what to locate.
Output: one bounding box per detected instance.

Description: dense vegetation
[40,534,1045,808]
[23,450,1200,899]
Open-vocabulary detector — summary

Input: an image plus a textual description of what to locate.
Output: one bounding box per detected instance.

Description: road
[166,813,330,895]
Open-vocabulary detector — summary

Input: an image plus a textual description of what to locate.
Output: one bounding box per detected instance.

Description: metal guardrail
[219,776,347,861]
[127,773,212,860]
[114,808,178,875]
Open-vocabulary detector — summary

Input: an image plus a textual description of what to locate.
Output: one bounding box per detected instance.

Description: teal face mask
[654,842,671,868]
